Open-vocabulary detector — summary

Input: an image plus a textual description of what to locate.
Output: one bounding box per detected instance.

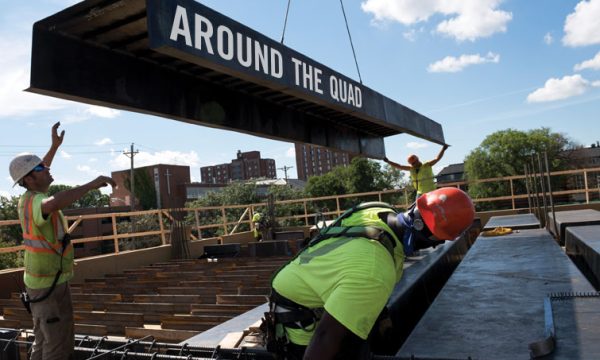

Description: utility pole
[123,143,139,211]
[165,168,172,196]
[278,165,293,181]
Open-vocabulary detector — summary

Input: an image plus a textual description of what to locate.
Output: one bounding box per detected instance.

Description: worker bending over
[263,187,474,359]
[384,144,449,198]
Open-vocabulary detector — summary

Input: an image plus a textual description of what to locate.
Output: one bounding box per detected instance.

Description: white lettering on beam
[170,5,192,46]
[291,57,323,94]
[330,75,362,108]
[169,5,361,108]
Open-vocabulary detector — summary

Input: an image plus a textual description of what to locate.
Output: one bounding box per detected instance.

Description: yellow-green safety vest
[18,191,74,289]
[410,164,436,195]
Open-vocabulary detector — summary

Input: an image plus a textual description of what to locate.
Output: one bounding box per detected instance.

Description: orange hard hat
[417,187,475,240]
[407,154,419,165]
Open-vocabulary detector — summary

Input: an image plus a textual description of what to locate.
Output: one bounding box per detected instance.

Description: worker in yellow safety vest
[384,144,449,199]
[9,122,116,360]
[253,212,265,241]
[263,187,475,359]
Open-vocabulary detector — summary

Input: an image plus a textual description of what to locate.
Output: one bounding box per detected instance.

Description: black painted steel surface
[483,213,540,230]
[548,209,600,245]
[398,229,596,359]
[28,0,445,157]
[566,225,600,289]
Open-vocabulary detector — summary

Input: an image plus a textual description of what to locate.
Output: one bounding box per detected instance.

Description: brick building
[295,143,353,181]
[201,150,276,184]
[111,164,190,209]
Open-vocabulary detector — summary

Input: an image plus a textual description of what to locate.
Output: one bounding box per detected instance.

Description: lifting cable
[339,0,363,84]
[280,0,292,44]
[280,0,363,84]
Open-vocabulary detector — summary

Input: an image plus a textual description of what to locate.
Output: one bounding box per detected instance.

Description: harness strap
[310,226,396,259]
[270,289,324,330]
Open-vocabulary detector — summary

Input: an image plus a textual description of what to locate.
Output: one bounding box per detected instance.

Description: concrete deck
[566,225,600,289]
[483,213,540,230]
[548,209,600,245]
[398,229,596,360]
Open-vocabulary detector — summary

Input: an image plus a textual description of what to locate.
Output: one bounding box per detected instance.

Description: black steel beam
[29,27,384,157]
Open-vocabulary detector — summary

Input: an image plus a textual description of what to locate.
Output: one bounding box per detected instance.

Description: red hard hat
[417,187,475,240]
[407,154,419,165]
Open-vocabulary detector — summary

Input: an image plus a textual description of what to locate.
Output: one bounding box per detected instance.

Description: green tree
[305,157,404,196]
[464,128,575,208]
[124,169,157,210]
[0,196,23,270]
[48,184,109,209]
[305,157,407,211]
[185,181,306,237]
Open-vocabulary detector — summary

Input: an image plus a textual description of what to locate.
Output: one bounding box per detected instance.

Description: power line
[278,165,294,181]
[0,143,129,148]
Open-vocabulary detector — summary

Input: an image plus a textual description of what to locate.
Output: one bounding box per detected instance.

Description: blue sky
[1,0,599,198]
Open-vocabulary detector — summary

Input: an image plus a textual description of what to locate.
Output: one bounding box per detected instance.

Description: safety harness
[262,202,400,357]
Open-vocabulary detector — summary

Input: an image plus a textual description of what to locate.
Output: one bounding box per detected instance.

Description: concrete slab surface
[398,229,595,360]
[483,213,540,230]
[548,209,600,244]
[566,225,600,288]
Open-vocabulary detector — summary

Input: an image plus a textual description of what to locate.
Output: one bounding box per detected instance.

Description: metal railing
[1,166,599,266]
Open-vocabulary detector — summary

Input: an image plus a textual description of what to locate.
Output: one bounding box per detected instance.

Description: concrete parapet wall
[221,231,254,245]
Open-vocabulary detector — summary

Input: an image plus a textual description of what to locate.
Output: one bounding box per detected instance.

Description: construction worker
[253,211,264,241]
[384,144,449,199]
[264,187,475,359]
[9,122,116,360]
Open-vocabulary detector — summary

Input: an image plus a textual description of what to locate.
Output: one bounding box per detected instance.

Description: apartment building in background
[295,143,353,181]
[201,150,276,184]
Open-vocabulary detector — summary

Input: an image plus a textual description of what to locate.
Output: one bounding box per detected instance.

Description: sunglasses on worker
[28,164,48,175]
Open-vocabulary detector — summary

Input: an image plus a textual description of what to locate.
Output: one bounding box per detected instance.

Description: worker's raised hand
[51,122,65,148]
[92,176,117,189]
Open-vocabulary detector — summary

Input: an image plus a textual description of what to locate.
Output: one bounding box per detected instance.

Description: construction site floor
[397,229,598,360]
[483,213,540,230]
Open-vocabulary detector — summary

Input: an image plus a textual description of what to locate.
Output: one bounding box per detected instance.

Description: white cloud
[403,29,418,42]
[0,190,10,198]
[94,138,113,146]
[428,52,500,73]
[526,74,592,103]
[574,51,600,71]
[285,146,296,158]
[563,0,600,47]
[84,106,120,118]
[89,158,98,163]
[406,142,429,149]
[60,150,72,159]
[109,150,200,170]
[593,80,600,87]
[0,35,70,118]
[76,165,102,177]
[544,32,553,45]
[361,0,512,41]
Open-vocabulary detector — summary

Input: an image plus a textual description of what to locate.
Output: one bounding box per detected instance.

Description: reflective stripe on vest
[19,192,73,288]
[299,207,400,264]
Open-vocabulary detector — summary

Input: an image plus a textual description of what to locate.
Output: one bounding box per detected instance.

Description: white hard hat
[9,154,43,187]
